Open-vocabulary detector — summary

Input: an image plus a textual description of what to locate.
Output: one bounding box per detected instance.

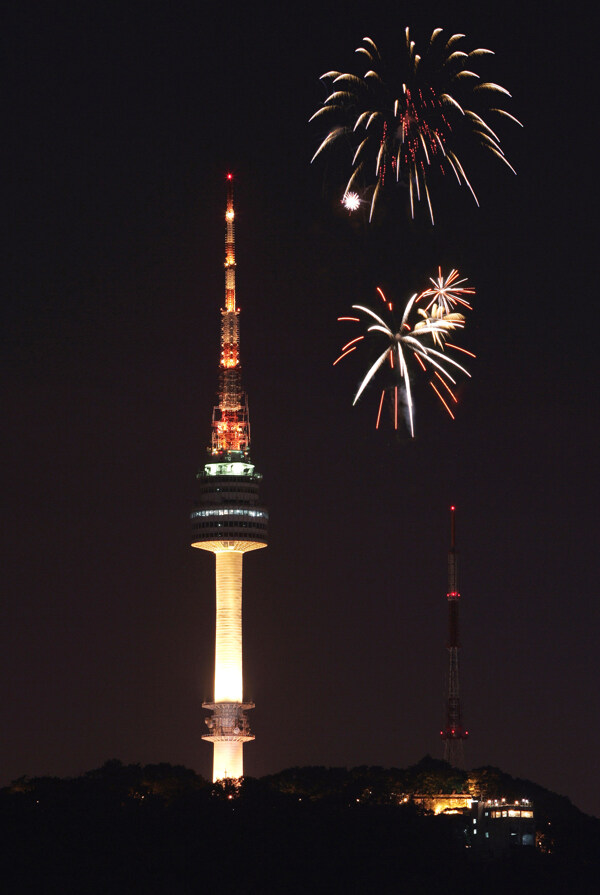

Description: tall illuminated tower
[440,506,469,767]
[191,175,268,781]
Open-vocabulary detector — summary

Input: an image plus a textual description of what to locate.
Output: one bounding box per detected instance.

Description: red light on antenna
[227,173,233,180]
[450,505,455,511]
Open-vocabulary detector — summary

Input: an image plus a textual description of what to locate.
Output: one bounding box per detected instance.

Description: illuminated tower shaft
[191,176,268,781]
[440,506,468,766]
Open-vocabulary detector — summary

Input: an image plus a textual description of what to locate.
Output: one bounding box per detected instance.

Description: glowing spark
[430,381,455,418]
[333,346,358,365]
[376,390,385,428]
[311,30,519,222]
[434,370,458,402]
[342,336,364,351]
[342,191,361,211]
[445,342,476,358]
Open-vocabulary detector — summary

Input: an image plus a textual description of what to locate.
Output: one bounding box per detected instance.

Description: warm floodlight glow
[214,550,243,702]
[214,741,243,781]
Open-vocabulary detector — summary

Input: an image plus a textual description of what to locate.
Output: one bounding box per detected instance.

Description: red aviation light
[227,173,233,180]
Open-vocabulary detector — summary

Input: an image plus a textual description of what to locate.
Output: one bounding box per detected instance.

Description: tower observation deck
[191,175,268,781]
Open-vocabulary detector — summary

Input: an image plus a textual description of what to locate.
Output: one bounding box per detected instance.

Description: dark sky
[4,2,598,816]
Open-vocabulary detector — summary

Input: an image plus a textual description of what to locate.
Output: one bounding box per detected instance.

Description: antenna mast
[211,173,250,457]
[440,506,469,766]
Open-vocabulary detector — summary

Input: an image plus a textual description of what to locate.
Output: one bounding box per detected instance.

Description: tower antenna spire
[191,175,268,782]
[440,505,469,766]
[212,173,250,458]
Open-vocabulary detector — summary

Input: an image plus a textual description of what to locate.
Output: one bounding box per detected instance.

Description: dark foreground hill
[1,757,598,894]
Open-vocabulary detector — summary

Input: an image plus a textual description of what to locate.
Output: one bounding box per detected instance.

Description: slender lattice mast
[212,173,250,457]
[440,506,469,766]
[190,175,268,781]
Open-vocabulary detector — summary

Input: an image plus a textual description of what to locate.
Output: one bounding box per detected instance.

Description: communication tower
[440,506,469,766]
[191,175,268,781]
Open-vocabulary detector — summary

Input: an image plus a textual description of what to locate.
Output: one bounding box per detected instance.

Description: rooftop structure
[469,799,535,856]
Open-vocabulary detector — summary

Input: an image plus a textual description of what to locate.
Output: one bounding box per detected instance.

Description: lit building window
[191,508,268,520]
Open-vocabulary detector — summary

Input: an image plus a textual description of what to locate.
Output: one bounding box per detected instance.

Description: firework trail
[311,29,521,223]
[334,273,476,436]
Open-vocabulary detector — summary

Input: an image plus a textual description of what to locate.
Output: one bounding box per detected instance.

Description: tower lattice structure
[191,175,268,781]
[440,506,468,767]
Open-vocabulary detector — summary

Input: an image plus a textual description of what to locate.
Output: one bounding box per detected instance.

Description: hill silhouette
[2,758,598,893]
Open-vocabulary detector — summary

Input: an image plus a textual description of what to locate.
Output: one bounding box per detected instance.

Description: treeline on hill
[1,757,598,894]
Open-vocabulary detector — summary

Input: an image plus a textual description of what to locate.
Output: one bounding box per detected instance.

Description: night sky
[4,2,598,817]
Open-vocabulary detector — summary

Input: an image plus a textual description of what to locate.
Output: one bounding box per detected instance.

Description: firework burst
[342,191,361,212]
[334,273,475,436]
[420,267,475,313]
[311,29,521,223]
